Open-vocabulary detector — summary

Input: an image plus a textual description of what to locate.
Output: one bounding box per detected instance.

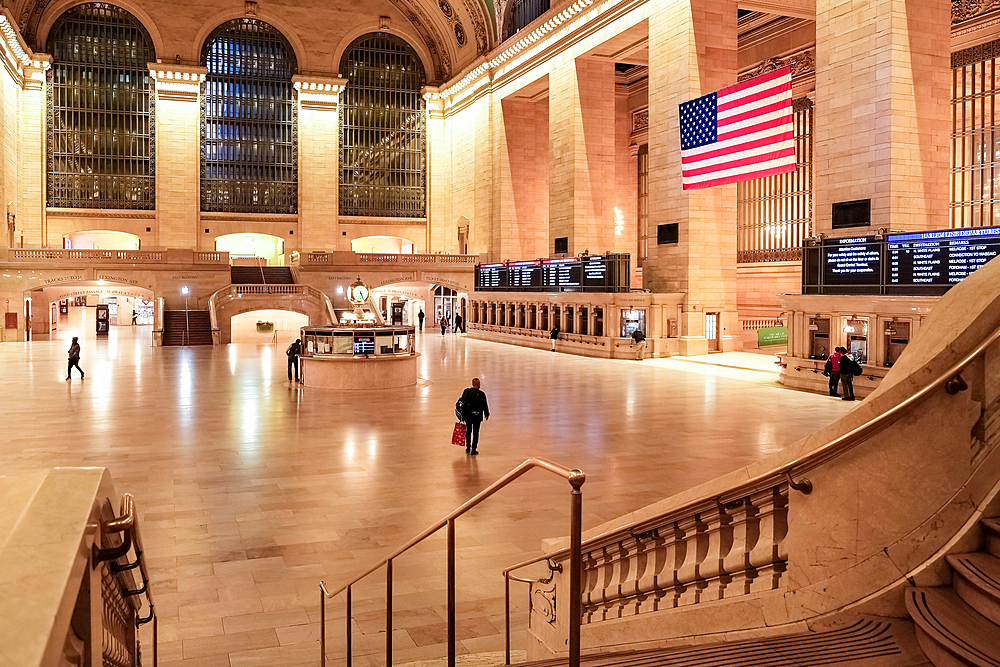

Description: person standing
[631,328,647,360]
[440,316,448,336]
[550,323,559,351]
[459,377,490,455]
[454,313,464,334]
[824,347,843,397]
[286,337,302,382]
[839,348,858,401]
[418,309,425,331]
[67,337,84,380]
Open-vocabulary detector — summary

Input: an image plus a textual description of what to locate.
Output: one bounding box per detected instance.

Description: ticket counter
[298,325,418,389]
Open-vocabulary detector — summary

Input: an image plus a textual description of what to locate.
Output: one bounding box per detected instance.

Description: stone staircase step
[948,552,1000,626]
[905,586,1000,667]
[983,518,1000,559]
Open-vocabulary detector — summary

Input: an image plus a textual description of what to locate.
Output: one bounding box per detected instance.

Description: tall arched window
[339,34,426,218]
[47,3,155,209]
[201,19,297,214]
[502,0,550,41]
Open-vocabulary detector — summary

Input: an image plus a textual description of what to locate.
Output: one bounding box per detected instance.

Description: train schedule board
[542,258,582,288]
[475,253,630,292]
[508,261,542,289]
[887,227,1000,294]
[820,235,883,293]
[475,263,508,290]
[582,255,609,288]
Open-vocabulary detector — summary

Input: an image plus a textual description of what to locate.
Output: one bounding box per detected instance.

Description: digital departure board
[803,225,1000,295]
[821,236,882,289]
[475,254,630,293]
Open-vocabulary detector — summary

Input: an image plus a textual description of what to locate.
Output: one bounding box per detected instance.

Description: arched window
[47,3,155,209]
[201,19,297,213]
[339,34,426,218]
[502,0,550,41]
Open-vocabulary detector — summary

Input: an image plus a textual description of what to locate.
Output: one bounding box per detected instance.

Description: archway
[351,236,415,254]
[231,309,308,345]
[64,230,140,250]
[27,281,155,342]
[215,233,285,266]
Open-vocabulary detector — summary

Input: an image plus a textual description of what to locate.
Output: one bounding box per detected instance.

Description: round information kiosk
[298,278,418,389]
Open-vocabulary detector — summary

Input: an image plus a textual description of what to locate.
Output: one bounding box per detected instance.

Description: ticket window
[884,320,910,367]
[845,317,869,364]
[579,307,588,335]
[594,308,603,337]
[565,307,574,334]
[621,309,645,338]
[809,317,830,359]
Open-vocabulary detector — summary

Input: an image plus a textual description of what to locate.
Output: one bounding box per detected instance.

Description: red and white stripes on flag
[679,67,796,190]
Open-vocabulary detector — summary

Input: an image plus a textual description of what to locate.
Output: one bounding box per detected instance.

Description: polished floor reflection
[0,307,853,667]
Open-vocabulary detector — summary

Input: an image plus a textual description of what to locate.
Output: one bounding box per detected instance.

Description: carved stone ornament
[632,108,648,133]
[245,1,258,17]
[531,580,557,624]
[379,15,391,30]
[454,22,466,46]
[952,36,1000,68]
[439,0,454,19]
[739,50,815,82]
[953,0,1000,23]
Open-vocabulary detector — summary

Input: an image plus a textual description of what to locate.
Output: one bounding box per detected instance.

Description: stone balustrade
[0,247,229,265]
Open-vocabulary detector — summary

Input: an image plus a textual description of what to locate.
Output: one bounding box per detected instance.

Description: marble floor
[0,307,855,667]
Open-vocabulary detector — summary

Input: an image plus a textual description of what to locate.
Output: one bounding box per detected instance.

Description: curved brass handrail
[319,457,585,667]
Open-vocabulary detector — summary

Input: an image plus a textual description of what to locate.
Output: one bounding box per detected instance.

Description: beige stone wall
[297,98,341,252]
[154,80,201,250]
[499,96,548,259]
[814,0,951,235]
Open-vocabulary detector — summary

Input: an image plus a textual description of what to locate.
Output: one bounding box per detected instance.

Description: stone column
[150,65,206,250]
[499,95,550,259]
[425,87,449,254]
[20,62,46,247]
[644,0,740,355]
[548,55,616,256]
[295,76,347,252]
[814,0,951,234]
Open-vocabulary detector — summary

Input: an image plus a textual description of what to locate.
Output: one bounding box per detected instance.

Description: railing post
[346,584,352,667]
[504,575,511,665]
[386,559,393,665]
[568,474,584,667]
[448,518,456,667]
[320,582,326,667]
[153,614,157,667]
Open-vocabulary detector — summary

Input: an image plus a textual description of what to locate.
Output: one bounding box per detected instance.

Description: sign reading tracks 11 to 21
[803,225,1000,295]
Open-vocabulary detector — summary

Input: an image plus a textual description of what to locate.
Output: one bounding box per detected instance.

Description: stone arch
[30,0,165,56]
[332,22,437,85]
[192,9,307,72]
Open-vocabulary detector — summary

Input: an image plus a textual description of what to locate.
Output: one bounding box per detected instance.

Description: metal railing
[319,458,586,667]
[499,320,1000,651]
[92,493,157,667]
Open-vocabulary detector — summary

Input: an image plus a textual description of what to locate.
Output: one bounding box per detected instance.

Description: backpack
[455,398,464,422]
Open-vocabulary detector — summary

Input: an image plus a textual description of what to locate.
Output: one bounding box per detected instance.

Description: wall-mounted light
[181,286,189,295]
[613,207,625,236]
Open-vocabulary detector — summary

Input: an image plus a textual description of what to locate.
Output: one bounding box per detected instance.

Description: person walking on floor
[454,314,464,334]
[418,309,425,331]
[67,337,84,380]
[440,316,448,336]
[286,337,302,382]
[459,377,490,455]
[550,323,559,351]
[823,347,843,397]
[631,327,647,360]
[839,347,858,401]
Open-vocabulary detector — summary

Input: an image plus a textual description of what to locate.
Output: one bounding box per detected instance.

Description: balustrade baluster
[675,513,708,606]
[722,498,756,596]
[700,504,734,601]
[618,535,644,616]
[632,529,664,613]
[748,485,788,592]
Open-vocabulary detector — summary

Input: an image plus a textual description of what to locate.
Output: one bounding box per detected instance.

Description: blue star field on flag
[679,93,718,151]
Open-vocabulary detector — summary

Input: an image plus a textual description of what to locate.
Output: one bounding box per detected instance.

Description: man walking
[418,309,425,331]
[454,313,464,334]
[459,377,490,455]
[631,328,647,360]
[286,337,302,382]
[67,337,84,380]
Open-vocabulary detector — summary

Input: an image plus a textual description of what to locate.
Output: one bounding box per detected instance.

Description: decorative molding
[293,74,347,109]
[737,248,804,263]
[792,96,814,112]
[631,107,648,133]
[150,64,206,101]
[200,212,298,223]
[244,1,257,17]
[436,0,468,49]
[952,36,1000,67]
[953,0,1000,23]
[46,208,156,219]
[532,580,557,624]
[385,0,452,80]
[738,50,815,82]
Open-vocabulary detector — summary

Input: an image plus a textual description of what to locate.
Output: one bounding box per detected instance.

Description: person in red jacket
[824,347,843,397]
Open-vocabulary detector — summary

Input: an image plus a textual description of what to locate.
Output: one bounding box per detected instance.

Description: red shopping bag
[452,422,467,446]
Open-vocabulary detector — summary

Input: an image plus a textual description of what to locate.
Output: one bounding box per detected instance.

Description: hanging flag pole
[679,67,797,190]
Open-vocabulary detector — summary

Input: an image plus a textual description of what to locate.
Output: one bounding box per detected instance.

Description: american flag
[679,67,796,190]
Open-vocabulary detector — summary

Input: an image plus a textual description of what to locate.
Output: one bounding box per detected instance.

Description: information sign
[888,227,1000,288]
[475,253,630,293]
[821,236,882,287]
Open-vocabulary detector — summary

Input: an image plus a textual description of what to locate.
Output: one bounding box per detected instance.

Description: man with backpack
[286,338,302,382]
[838,347,860,401]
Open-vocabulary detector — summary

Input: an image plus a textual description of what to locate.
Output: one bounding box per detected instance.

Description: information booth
[298,325,418,389]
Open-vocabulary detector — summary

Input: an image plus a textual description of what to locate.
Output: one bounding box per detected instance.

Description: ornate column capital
[293,75,348,110]
[149,64,207,101]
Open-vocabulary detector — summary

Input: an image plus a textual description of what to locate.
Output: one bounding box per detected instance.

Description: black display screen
[508,261,542,288]
[888,227,1000,288]
[476,264,507,290]
[475,254,629,293]
[543,259,582,288]
[821,236,882,287]
[354,335,375,355]
[582,256,608,287]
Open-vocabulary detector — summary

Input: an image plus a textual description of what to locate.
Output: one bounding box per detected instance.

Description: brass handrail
[500,321,1000,661]
[319,457,585,667]
[93,493,157,667]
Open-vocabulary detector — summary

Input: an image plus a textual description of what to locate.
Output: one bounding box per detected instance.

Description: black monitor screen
[888,226,1000,288]
[832,199,871,229]
[822,236,882,286]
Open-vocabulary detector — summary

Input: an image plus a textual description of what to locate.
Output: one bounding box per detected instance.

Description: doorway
[706,312,720,352]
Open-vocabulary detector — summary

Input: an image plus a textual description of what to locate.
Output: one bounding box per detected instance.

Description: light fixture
[181,286,189,295]
[336,286,344,295]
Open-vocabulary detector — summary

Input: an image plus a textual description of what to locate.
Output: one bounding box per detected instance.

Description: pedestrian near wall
[67,337,84,380]
[823,347,843,397]
[550,324,559,351]
[440,316,448,336]
[459,377,490,455]
[631,328,647,360]
[839,348,858,401]
[418,309,425,331]
[454,314,464,334]
[286,337,302,382]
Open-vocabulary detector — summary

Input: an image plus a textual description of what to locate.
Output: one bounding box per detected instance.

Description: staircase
[906,517,1000,666]
[230,266,295,284]
[162,310,213,346]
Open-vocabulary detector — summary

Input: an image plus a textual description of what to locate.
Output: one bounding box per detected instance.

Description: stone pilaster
[548,55,616,256]
[645,0,740,355]
[20,62,45,247]
[150,65,205,250]
[499,94,549,260]
[425,87,448,255]
[814,0,951,235]
[295,75,347,252]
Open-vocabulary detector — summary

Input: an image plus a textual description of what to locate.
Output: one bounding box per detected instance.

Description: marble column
[814,0,951,235]
[295,76,347,251]
[644,0,741,355]
[548,55,616,256]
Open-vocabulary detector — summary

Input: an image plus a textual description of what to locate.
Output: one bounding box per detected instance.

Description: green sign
[757,325,788,347]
